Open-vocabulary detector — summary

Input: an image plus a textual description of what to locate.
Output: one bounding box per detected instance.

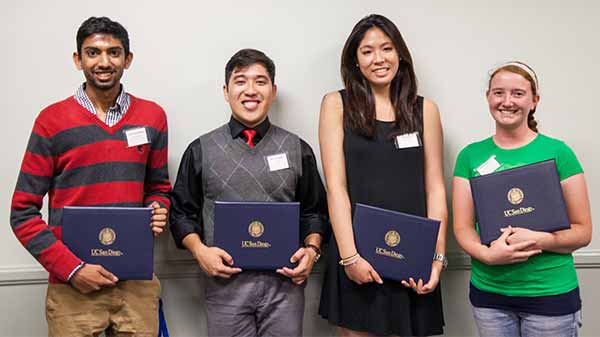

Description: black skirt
[318,91,444,336]
[318,238,444,336]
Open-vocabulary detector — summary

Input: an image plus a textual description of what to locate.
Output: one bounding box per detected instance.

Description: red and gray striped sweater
[10,95,171,283]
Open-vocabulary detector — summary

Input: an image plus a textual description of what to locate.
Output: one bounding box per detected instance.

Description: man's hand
[193,245,242,278]
[277,247,318,285]
[149,201,168,237]
[70,263,118,294]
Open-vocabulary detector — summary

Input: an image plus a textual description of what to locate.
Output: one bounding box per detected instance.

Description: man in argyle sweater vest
[9,17,170,337]
[170,49,329,337]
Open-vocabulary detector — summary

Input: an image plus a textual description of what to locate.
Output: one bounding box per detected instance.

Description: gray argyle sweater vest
[199,124,302,246]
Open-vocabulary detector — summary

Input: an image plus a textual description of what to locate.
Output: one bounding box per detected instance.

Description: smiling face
[73,33,132,92]
[356,27,400,89]
[487,70,539,131]
[223,63,276,128]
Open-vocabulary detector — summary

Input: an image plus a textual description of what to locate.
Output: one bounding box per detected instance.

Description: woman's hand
[402,261,443,294]
[343,256,383,285]
[482,228,541,265]
[504,226,552,250]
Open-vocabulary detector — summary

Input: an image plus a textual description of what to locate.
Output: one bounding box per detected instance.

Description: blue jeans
[472,306,582,337]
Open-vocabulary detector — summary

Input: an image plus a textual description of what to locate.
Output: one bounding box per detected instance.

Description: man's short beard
[85,74,118,92]
[90,80,117,91]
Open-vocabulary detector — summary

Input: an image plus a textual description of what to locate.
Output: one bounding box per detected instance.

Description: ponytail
[527,109,538,132]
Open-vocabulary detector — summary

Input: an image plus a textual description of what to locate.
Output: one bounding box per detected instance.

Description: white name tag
[125,127,149,147]
[266,153,289,172]
[476,155,501,175]
[394,132,421,149]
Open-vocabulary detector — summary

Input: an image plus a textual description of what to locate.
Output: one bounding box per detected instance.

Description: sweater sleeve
[143,109,172,208]
[10,118,81,282]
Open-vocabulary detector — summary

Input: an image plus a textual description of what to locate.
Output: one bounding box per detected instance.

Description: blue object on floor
[158,298,170,337]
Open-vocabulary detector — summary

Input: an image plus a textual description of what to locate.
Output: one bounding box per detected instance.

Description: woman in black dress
[318,14,447,336]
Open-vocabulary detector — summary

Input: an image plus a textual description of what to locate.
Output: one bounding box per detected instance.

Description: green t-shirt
[453,133,583,297]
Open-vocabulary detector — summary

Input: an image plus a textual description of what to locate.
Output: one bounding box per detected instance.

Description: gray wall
[2,0,599,336]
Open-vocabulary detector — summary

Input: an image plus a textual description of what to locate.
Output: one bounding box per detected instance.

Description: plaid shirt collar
[74,83,131,126]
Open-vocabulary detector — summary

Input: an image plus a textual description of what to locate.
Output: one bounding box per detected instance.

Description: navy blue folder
[353,203,440,282]
[470,159,570,245]
[61,206,153,280]
[214,201,300,270]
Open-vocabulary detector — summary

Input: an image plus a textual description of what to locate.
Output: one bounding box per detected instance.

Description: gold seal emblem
[507,187,524,205]
[384,230,401,247]
[98,228,116,246]
[248,220,265,238]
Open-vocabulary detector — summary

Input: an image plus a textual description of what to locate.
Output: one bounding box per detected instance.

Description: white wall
[2,0,599,336]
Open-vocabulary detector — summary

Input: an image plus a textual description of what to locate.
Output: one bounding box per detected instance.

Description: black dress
[318,90,444,336]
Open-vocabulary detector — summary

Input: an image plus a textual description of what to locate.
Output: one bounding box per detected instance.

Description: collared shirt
[228,116,272,144]
[74,83,131,127]
[169,116,330,248]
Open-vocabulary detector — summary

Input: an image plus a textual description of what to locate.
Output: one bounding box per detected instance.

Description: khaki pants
[45,276,160,337]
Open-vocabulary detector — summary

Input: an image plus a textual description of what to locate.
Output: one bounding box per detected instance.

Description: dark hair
[76,17,130,56]
[489,62,539,132]
[341,14,420,138]
[225,49,276,85]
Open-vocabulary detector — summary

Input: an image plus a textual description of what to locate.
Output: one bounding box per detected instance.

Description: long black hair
[341,14,420,137]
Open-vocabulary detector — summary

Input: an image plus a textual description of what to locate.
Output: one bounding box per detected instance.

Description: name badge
[394,132,421,149]
[266,153,289,172]
[125,127,149,147]
[476,155,501,176]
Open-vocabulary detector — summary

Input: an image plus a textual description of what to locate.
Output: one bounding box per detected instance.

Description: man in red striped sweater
[10,17,171,337]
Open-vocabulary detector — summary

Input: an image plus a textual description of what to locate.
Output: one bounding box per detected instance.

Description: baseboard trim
[2,249,599,286]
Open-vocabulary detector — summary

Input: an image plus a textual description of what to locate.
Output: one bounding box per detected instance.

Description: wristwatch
[305,243,321,263]
[433,253,448,269]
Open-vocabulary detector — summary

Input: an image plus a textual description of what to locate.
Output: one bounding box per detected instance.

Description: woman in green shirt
[452,61,592,337]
